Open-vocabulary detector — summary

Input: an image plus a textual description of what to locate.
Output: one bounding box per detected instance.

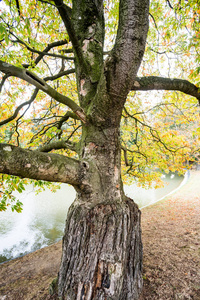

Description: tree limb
[0,143,80,186]
[0,88,39,126]
[106,0,149,97]
[57,111,80,129]
[0,69,75,127]
[44,69,75,81]
[38,140,79,153]
[166,0,174,9]
[15,0,20,15]
[10,35,74,63]
[123,107,181,153]
[131,76,200,103]
[121,144,148,166]
[22,39,72,68]
[121,145,130,166]
[0,60,87,123]
[53,0,88,74]
[0,74,10,93]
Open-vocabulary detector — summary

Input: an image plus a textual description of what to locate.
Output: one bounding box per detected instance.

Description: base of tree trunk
[53,196,143,300]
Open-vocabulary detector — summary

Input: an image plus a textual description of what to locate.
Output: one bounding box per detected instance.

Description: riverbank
[0,171,200,299]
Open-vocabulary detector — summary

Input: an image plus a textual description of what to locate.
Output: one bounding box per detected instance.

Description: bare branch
[59,48,73,54]
[0,69,75,127]
[10,35,74,63]
[57,111,80,130]
[0,74,10,93]
[121,145,130,166]
[121,144,148,170]
[0,88,39,126]
[44,69,75,81]
[166,0,174,9]
[29,122,59,145]
[149,13,159,31]
[123,107,181,153]
[22,39,72,68]
[132,76,200,103]
[65,125,81,143]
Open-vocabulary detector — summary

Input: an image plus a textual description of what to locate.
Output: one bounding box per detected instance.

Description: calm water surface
[0,173,186,263]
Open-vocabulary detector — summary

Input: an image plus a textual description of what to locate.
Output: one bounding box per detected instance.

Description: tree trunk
[58,196,142,300]
[56,125,143,299]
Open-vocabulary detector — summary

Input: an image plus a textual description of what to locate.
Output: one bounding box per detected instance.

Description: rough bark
[0,143,80,185]
[105,0,149,97]
[57,124,143,299]
[58,197,142,300]
[46,1,148,298]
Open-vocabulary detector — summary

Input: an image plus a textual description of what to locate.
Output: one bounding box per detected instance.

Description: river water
[0,173,186,263]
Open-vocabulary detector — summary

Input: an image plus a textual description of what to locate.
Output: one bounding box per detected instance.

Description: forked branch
[0,68,76,127]
[9,34,74,66]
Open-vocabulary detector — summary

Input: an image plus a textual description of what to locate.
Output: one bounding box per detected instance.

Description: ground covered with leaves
[140,170,200,300]
[0,171,200,300]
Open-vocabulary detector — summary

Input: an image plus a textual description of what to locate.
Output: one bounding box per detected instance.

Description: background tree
[0,0,199,299]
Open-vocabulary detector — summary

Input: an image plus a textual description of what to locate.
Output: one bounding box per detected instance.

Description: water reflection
[124,172,185,208]
[0,184,75,263]
[0,172,185,263]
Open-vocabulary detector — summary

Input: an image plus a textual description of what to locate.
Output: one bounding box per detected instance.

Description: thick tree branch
[132,76,200,103]
[0,60,87,123]
[106,0,149,97]
[0,143,80,186]
[53,0,88,74]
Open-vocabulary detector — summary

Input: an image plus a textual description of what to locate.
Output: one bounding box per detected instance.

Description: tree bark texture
[58,197,142,300]
[52,1,149,298]
[56,124,143,299]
